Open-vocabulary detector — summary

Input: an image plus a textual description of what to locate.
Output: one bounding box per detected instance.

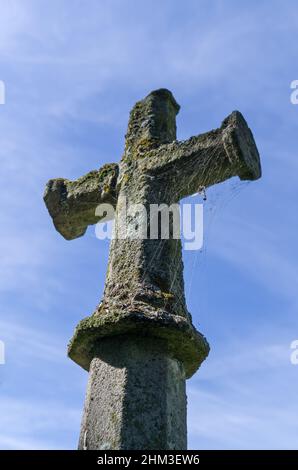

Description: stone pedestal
[78,336,187,450]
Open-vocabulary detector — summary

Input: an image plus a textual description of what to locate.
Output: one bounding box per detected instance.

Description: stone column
[78,335,187,450]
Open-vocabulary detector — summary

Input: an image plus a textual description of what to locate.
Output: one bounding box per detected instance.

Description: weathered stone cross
[44,89,261,450]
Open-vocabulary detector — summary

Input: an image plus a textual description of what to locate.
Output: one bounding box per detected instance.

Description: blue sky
[0,0,298,449]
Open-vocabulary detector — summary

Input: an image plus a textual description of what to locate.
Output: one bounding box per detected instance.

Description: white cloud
[0,1,29,55]
[188,386,298,449]
[0,396,80,449]
[209,212,298,302]
[187,331,298,449]
[0,320,65,365]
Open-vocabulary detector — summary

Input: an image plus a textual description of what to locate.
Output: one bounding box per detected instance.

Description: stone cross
[44,89,261,450]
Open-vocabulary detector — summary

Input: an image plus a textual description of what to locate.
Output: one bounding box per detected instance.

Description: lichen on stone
[44,88,261,379]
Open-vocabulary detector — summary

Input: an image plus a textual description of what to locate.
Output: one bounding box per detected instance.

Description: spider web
[182,178,250,322]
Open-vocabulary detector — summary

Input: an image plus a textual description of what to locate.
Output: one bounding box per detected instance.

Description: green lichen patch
[68,309,210,379]
[44,89,261,387]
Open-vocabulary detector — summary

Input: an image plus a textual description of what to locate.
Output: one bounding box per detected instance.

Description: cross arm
[145,111,261,201]
[44,163,119,240]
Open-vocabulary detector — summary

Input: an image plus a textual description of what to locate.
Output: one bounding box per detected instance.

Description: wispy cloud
[188,386,298,450]
[0,0,297,450]
[209,212,298,302]
[0,397,80,449]
[188,331,298,449]
[0,320,65,365]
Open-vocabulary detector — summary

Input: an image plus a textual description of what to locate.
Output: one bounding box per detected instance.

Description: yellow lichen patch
[161,291,174,300]
[123,174,130,183]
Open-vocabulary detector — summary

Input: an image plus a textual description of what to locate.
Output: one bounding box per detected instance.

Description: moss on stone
[45,89,261,388]
[68,309,210,379]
